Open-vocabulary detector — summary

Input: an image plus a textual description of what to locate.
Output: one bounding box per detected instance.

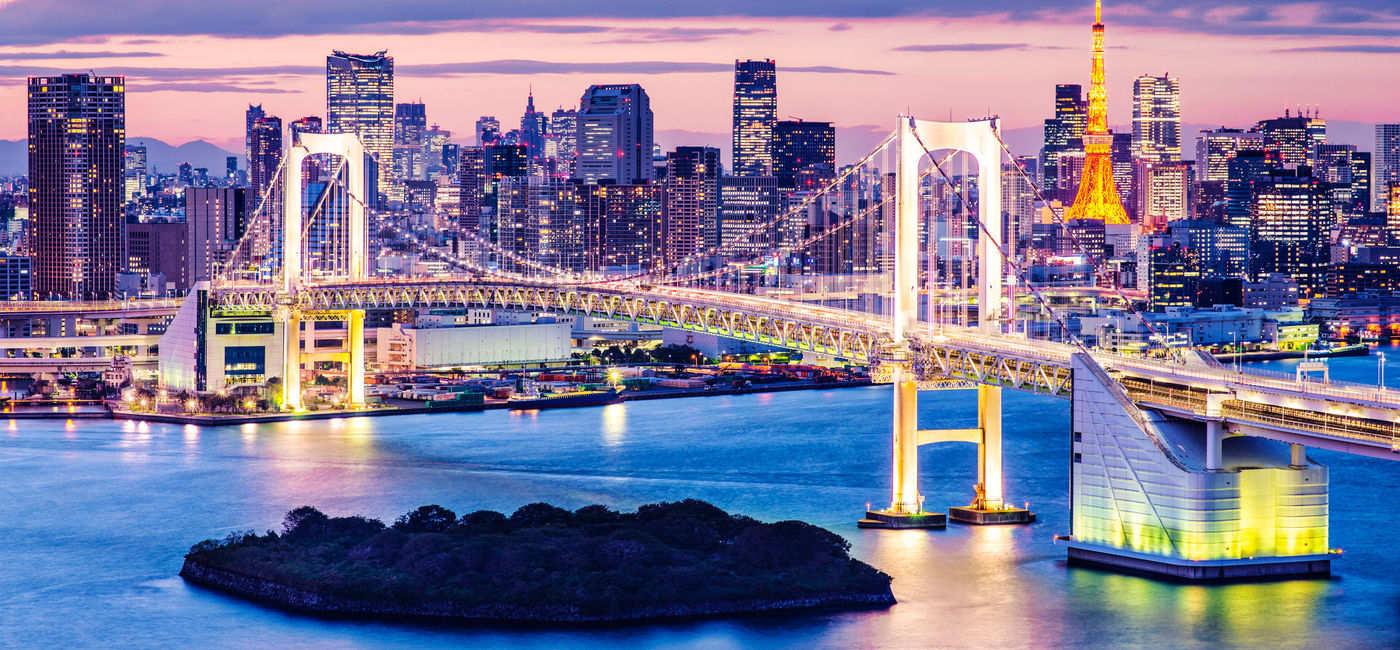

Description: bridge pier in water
[1062,353,1333,580]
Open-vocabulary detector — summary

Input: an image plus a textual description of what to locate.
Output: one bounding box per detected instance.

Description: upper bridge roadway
[211,278,1400,459]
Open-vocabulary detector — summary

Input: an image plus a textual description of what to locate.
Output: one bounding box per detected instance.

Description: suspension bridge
[151,117,1400,581]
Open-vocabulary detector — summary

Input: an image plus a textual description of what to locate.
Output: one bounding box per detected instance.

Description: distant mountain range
[0,137,239,176]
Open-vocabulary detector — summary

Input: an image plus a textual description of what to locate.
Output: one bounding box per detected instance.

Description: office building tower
[125,220,188,290]
[1224,149,1281,231]
[732,59,777,176]
[720,176,782,256]
[520,90,548,162]
[1163,218,1249,277]
[458,147,486,232]
[1145,242,1200,311]
[290,116,322,136]
[581,183,665,272]
[1111,132,1134,209]
[394,102,426,147]
[476,116,501,146]
[1254,113,1320,169]
[1352,151,1373,215]
[1041,84,1086,193]
[664,147,722,260]
[1132,74,1181,163]
[1195,128,1263,183]
[550,108,578,176]
[496,177,591,271]
[773,120,836,189]
[0,256,32,299]
[485,144,528,178]
[1065,2,1130,224]
[186,187,247,282]
[1375,124,1400,213]
[27,73,125,300]
[124,143,148,202]
[248,116,282,211]
[245,104,264,174]
[225,156,238,182]
[1135,160,1190,228]
[326,50,393,190]
[1002,160,1037,254]
[576,84,654,184]
[421,124,451,180]
[178,162,193,186]
[1250,167,1331,295]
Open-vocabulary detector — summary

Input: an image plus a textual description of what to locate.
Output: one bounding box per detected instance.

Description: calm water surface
[5,351,1400,648]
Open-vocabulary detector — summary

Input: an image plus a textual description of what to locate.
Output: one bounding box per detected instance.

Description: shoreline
[179,558,895,625]
[103,379,873,425]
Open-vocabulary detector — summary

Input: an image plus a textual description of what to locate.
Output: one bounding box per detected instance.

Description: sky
[1,0,1398,162]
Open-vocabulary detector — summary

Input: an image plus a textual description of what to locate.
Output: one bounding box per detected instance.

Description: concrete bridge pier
[281,307,302,411]
[347,310,365,407]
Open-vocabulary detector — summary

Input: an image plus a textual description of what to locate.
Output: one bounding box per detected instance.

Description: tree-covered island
[180,500,895,624]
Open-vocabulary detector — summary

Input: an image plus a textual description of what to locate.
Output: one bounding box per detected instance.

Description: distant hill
[0,137,239,176]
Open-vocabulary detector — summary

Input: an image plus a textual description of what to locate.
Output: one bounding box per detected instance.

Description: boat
[508,386,624,410]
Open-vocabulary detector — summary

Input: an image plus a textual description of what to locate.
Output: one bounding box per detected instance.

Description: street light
[1379,352,1387,395]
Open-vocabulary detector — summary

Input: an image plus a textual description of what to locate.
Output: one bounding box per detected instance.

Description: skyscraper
[520,90,548,162]
[1249,167,1330,295]
[476,116,501,146]
[1195,128,1263,183]
[1375,124,1400,213]
[1065,1,1130,225]
[1132,74,1181,162]
[1254,113,1319,169]
[458,147,486,232]
[576,84,654,184]
[550,107,578,176]
[326,50,393,191]
[1041,84,1086,193]
[289,116,322,145]
[248,116,282,212]
[773,120,836,190]
[28,73,126,300]
[664,147,722,261]
[393,102,426,146]
[245,104,264,175]
[732,59,777,177]
[186,187,247,282]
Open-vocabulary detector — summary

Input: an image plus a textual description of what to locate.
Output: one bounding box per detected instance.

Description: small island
[180,500,894,624]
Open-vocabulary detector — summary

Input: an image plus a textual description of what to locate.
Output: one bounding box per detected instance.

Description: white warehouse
[375,322,571,370]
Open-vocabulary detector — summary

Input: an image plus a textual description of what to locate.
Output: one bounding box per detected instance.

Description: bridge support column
[949,385,1034,525]
[1063,353,1332,581]
[859,366,946,529]
[1291,443,1307,468]
[347,310,365,407]
[283,309,302,411]
[1205,420,1223,470]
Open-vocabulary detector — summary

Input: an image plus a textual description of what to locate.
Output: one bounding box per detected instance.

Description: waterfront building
[1249,167,1331,296]
[496,177,591,272]
[576,84,654,185]
[1041,84,1086,194]
[1064,3,1130,225]
[664,147,722,260]
[327,50,393,193]
[773,120,836,190]
[732,59,778,177]
[27,73,125,300]
[1132,74,1181,163]
[579,183,665,272]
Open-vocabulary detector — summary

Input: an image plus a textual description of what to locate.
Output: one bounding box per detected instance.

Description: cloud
[0,49,162,60]
[1274,44,1400,53]
[600,26,767,44]
[829,23,853,31]
[401,59,890,76]
[130,82,301,93]
[894,43,1031,52]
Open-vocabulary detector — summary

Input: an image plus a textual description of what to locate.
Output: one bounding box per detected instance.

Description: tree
[283,505,329,535]
[393,505,457,533]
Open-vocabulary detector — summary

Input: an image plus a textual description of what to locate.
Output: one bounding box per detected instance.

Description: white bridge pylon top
[282,132,373,293]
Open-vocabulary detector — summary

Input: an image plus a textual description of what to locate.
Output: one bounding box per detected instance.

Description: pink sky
[1,9,1398,160]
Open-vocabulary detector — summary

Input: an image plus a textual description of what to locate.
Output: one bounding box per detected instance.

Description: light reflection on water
[2,359,1399,648]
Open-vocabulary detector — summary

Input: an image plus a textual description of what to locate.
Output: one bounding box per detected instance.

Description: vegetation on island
[181,500,894,622]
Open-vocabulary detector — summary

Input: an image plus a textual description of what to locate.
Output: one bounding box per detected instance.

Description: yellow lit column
[283,309,302,411]
[891,366,921,513]
[978,385,1004,509]
[347,310,365,406]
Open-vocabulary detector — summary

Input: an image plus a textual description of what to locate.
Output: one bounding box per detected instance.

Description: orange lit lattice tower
[1066,0,1130,225]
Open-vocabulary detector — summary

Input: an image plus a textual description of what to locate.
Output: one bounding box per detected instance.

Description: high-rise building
[550,108,578,176]
[458,147,486,232]
[732,59,777,177]
[576,84,654,185]
[394,102,426,147]
[124,143,148,202]
[27,73,125,300]
[520,90,548,162]
[225,156,238,182]
[1225,149,1281,231]
[1135,160,1190,227]
[1249,167,1331,295]
[421,124,451,180]
[1195,128,1263,183]
[496,177,591,272]
[1352,151,1373,215]
[476,116,501,146]
[290,116,322,136]
[1375,124,1400,213]
[327,50,393,191]
[1254,113,1321,169]
[664,147,721,261]
[580,183,665,271]
[719,176,782,256]
[1065,1,1130,225]
[773,120,836,190]
[248,116,282,212]
[125,220,188,290]
[186,187,248,282]
[1131,74,1181,163]
[1041,84,1086,193]
[1110,132,1135,209]
[245,104,264,175]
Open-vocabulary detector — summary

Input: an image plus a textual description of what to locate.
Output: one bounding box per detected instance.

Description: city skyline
[2,3,1399,162]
